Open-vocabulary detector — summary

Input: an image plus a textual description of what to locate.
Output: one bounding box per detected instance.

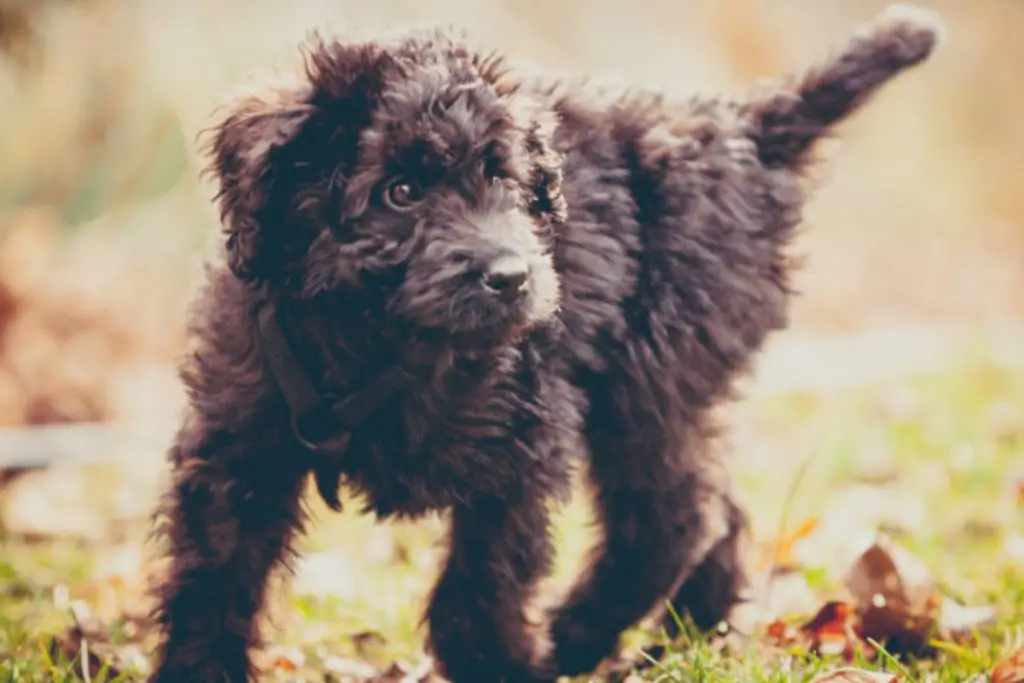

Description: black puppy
[147,6,943,682]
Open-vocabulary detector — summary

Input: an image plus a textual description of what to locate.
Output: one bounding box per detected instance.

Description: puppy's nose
[483,255,530,301]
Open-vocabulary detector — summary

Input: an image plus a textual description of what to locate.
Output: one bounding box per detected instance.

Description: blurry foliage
[0,0,188,231]
[0,81,189,229]
[0,0,191,427]
[0,0,74,65]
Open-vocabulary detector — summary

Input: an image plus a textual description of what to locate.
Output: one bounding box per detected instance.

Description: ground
[1,341,1022,683]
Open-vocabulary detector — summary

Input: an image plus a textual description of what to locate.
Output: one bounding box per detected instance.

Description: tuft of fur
[745,2,942,172]
[147,7,941,683]
[745,2,945,171]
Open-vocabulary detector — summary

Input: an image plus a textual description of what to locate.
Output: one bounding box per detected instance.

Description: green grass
[1,352,1022,682]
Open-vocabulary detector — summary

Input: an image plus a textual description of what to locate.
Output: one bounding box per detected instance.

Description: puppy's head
[205,27,565,347]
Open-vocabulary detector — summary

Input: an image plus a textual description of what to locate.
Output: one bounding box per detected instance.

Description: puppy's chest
[337,360,539,517]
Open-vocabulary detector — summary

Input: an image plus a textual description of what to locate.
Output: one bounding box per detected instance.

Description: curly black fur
[146,6,942,682]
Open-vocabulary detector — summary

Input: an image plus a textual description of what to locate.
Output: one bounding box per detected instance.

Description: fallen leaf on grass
[255,645,305,673]
[807,668,898,683]
[800,601,874,660]
[991,648,1024,683]
[801,600,852,634]
[842,535,934,609]
[840,535,939,658]
[756,517,820,571]
[766,618,798,645]
[761,534,996,667]
[760,591,864,658]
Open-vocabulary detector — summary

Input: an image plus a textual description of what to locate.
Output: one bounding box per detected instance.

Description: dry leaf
[840,535,938,657]
[800,601,867,660]
[807,668,898,683]
[798,601,879,662]
[756,517,820,571]
[802,601,855,639]
[992,648,1024,683]
[256,645,305,672]
[842,535,935,610]
[766,619,797,644]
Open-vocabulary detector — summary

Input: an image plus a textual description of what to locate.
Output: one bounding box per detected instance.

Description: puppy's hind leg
[662,483,753,638]
[147,419,309,683]
[544,375,732,678]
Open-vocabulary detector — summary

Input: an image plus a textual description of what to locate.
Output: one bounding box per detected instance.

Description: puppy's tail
[745,4,946,171]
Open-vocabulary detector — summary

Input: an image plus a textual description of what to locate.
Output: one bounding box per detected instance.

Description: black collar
[254,299,436,510]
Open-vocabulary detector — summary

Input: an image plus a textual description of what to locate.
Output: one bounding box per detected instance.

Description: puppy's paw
[544,609,621,678]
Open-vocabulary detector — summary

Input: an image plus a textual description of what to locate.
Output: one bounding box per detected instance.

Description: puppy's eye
[383,178,424,212]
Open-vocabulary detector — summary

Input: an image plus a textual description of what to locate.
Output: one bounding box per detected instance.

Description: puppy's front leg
[147,418,308,683]
[426,490,556,683]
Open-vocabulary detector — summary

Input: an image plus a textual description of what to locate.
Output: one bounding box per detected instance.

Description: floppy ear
[203,80,314,284]
[522,109,568,234]
[203,38,389,285]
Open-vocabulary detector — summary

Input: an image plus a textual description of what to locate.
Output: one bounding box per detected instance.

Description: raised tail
[745,4,946,170]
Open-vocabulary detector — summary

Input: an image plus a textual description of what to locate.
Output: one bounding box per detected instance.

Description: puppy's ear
[203,80,314,284]
[203,38,389,285]
[522,109,568,232]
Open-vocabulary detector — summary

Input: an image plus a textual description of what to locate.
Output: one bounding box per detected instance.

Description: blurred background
[1,0,1022,437]
[0,0,1021,680]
